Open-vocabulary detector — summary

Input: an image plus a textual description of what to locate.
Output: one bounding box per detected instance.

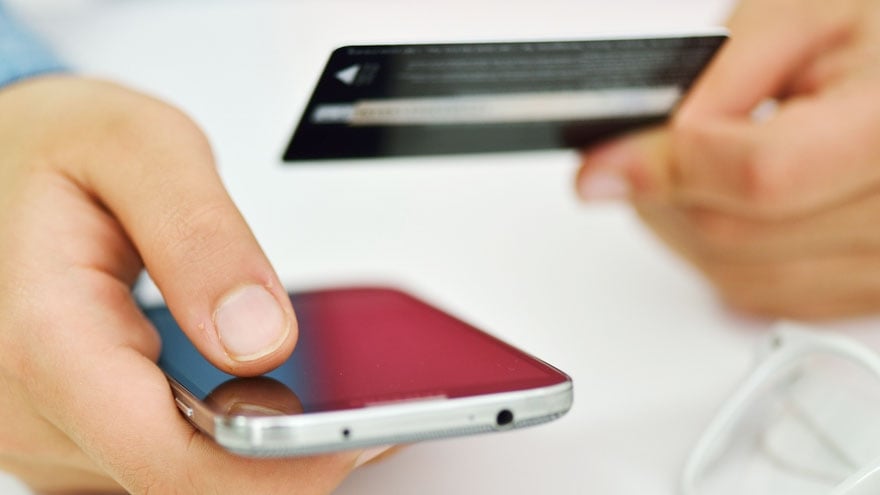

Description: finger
[576,0,837,201]
[576,127,672,201]
[582,80,880,218]
[671,85,880,217]
[61,81,296,376]
[652,186,880,264]
[678,0,848,120]
[633,202,880,319]
[32,284,361,495]
[358,445,405,466]
[0,457,122,494]
[703,254,880,320]
[578,0,857,207]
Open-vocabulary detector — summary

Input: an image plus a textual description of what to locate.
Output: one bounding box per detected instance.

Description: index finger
[38,78,298,376]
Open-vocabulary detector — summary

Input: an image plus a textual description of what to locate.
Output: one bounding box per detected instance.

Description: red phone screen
[152,287,569,413]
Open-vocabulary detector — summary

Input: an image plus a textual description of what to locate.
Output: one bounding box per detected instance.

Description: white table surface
[6,1,880,493]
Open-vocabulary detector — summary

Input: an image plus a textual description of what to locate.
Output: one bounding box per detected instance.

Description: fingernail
[578,171,629,199]
[578,142,636,200]
[215,285,289,362]
[355,446,393,468]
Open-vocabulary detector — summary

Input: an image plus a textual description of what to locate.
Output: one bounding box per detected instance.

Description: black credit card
[283,33,726,162]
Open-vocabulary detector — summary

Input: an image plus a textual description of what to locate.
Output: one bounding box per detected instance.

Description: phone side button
[174,397,194,418]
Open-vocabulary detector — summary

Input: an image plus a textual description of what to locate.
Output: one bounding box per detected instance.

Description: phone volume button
[174,397,194,418]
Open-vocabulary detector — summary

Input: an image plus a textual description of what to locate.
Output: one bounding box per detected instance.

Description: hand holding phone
[146,287,573,457]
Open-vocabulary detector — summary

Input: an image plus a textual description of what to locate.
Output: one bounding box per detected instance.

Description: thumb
[677,0,847,121]
[576,127,673,201]
[576,0,846,204]
[67,81,296,376]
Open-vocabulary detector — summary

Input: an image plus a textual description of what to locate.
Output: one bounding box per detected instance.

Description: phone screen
[147,287,569,415]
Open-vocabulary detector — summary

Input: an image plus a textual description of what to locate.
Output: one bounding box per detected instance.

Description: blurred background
[12,1,877,494]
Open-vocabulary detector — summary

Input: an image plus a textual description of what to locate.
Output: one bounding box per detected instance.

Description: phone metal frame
[169,377,572,457]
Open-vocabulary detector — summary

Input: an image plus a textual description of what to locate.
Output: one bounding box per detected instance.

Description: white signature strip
[311,87,681,126]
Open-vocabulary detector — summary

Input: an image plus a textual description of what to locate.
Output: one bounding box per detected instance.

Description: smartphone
[144,287,572,457]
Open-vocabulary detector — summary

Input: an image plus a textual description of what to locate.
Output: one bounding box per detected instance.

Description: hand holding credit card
[284,33,727,161]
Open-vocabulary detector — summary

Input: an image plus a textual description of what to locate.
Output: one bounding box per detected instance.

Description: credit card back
[284,34,726,161]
